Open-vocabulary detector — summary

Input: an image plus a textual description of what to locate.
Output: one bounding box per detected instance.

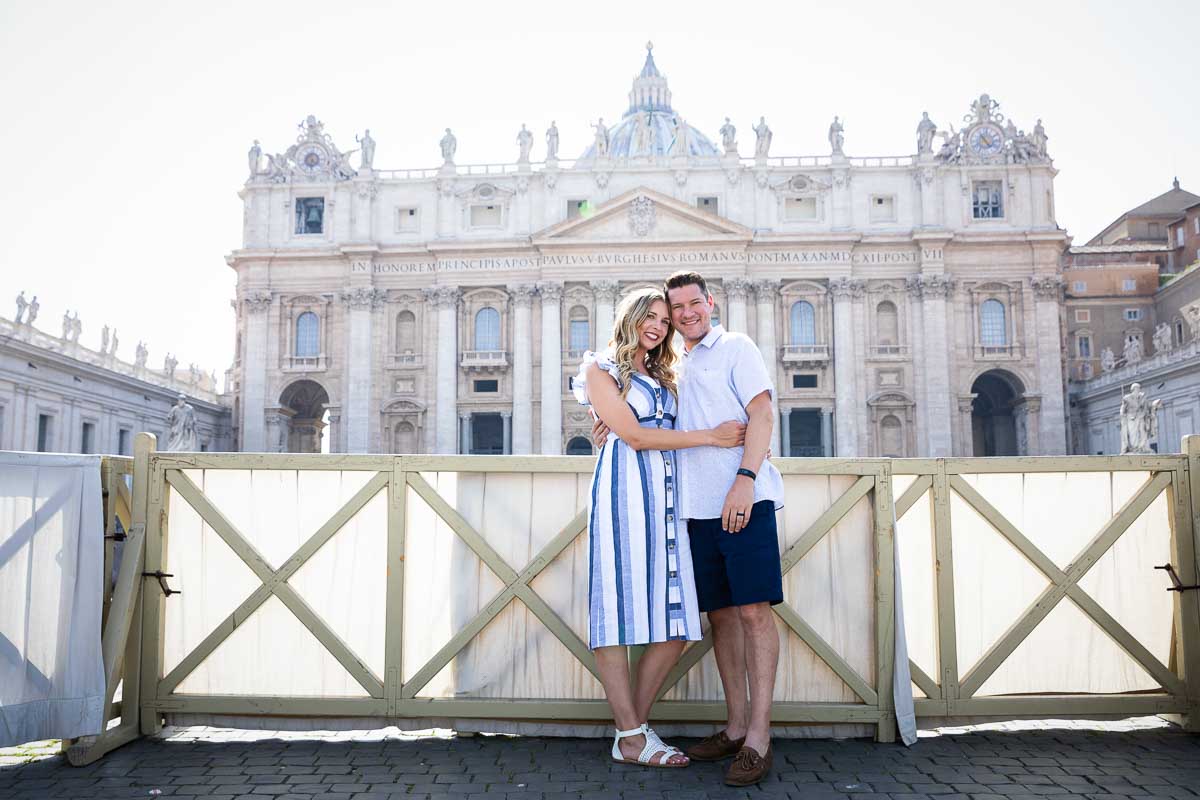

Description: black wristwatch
[736,467,757,481]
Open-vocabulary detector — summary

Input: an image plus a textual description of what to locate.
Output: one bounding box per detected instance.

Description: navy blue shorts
[687,500,784,613]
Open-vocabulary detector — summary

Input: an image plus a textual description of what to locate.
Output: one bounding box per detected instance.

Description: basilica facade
[228,45,1068,458]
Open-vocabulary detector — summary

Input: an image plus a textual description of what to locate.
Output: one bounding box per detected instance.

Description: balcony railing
[781,344,830,363]
[282,355,327,372]
[975,343,1021,360]
[388,352,424,369]
[461,350,509,371]
[868,345,910,359]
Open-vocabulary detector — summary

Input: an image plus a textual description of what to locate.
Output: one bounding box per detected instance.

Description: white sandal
[611,723,688,768]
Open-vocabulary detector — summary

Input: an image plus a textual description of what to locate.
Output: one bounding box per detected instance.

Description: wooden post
[136,433,165,736]
[873,463,897,742]
[1176,436,1200,731]
[931,461,959,715]
[385,457,406,715]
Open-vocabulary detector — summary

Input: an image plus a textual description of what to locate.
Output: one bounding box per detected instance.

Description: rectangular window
[469,413,504,455]
[1177,227,1185,247]
[869,195,896,223]
[81,422,95,454]
[696,196,718,214]
[1077,336,1092,359]
[118,428,132,456]
[784,197,817,221]
[792,374,818,389]
[1124,308,1142,321]
[1074,309,1090,323]
[1148,222,1161,239]
[473,379,499,393]
[294,197,324,235]
[1195,217,1199,235]
[1072,281,1086,293]
[36,414,52,452]
[569,319,589,353]
[396,207,419,233]
[566,199,590,220]
[972,181,1003,219]
[470,204,502,227]
[1121,278,1136,291]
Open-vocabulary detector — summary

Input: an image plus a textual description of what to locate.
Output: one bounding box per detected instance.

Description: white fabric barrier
[160,468,912,740]
[0,453,104,747]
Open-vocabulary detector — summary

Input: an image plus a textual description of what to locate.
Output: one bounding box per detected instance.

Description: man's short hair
[664,270,709,298]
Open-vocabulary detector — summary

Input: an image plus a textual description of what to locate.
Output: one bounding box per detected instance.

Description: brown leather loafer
[724,744,772,786]
[685,730,745,762]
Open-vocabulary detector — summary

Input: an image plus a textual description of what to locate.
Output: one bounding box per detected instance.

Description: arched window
[395,310,416,353]
[880,414,903,458]
[566,436,593,455]
[789,301,816,345]
[980,299,1007,346]
[474,307,500,351]
[394,421,416,454]
[875,301,898,346]
[295,312,319,357]
[568,305,590,353]
[1175,319,1186,346]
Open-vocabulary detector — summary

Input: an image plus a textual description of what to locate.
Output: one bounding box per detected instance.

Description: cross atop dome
[628,41,672,115]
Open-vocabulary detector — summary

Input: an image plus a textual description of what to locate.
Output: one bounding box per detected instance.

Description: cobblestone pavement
[1,717,1197,800]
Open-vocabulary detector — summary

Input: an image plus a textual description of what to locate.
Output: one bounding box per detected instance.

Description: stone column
[821,407,834,457]
[957,395,977,457]
[832,169,852,230]
[916,273,956,457]
[460,414,471,455]
[436,178,456,238]
[1031,277,1067,454]
[539,282,564,454]
[425,286,461,453]
[240,292,272,451]
[592,280,620,351]
[351,180,376,241]
[509,284,538,454]
[780,408,791,457]
[342,286,383,453]
[725,278,751,333]
[752,280,781,455]
[830,277,864,456]
[501,411,512,454]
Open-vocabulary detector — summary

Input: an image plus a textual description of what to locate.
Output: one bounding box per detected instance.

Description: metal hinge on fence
[1155,564,1200,592]
[143,571,181,597]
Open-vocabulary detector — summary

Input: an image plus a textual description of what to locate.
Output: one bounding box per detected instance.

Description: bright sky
[2,0,1197,386]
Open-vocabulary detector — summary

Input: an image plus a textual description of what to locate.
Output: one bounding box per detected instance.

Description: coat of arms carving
[628,196,656,236]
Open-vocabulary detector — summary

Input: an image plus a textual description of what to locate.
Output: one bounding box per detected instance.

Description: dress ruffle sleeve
[572,350,622,407]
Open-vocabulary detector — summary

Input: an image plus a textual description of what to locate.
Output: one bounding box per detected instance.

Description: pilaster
[592,280,620,351]
[725,278,752,334]
[240,291,272,451]
[830,277,865,456]
[341,284,385,453]
[424,286,461,453]
[1031,276,1067,454]
[510,283,538,454]
[539,281,564,455]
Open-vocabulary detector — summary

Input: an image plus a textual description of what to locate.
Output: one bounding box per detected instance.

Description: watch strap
[736,467,757,482]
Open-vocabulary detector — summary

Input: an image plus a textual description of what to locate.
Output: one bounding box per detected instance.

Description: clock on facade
[296,144,328,174]
[968,124,1004,157]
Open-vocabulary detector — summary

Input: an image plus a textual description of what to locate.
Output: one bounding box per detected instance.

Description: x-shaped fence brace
[892,469,1184,702]
[157,466,888,709]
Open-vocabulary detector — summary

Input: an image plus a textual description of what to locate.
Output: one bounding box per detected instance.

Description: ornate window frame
[779,280,830,368]
[866,281,908,359]
[388,292,424,369]
[968,281,1022,359]
[867,391,916,458]
[381,399,426,454]
[458,183,514,232]
[281,294,332,372]
[771,174,830,226]
[290,193,332,241]
[563,285,594,361]
[460,287,510,372]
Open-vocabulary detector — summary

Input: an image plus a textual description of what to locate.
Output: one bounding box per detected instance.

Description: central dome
[578,43,719,162]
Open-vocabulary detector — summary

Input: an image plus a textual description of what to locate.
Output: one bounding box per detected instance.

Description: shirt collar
[697,324,725,349]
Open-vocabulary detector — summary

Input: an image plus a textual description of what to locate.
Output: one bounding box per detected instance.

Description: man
[594,271,783,786]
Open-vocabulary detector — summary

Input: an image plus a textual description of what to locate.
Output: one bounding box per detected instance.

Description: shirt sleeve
[729,335,774,409]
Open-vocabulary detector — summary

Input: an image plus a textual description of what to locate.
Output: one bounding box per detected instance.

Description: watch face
[969,124,1004,156]
[297,145,326,173]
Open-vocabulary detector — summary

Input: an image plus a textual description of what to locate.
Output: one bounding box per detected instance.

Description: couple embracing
[573,270,783,787]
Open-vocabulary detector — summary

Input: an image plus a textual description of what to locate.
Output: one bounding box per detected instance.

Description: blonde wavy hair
[609,287,679,397]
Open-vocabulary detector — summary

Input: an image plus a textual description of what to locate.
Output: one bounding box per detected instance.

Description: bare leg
[737,602,779,755]
[708,606,749,739]
[595,645,685,764]
[632,639,686,721]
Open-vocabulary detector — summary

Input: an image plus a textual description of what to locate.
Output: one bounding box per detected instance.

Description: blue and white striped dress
[574,351,703,649]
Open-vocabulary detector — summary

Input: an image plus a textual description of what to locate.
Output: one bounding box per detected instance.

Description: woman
[573,287,745,768]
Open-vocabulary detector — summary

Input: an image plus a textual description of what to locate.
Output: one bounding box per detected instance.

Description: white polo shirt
[676,324,785,521]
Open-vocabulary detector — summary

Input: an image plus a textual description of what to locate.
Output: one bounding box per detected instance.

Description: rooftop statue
[1031,119,1048,159]
[440,128,457,164]
[719,117,737,155]
[166,395,199,452]
[516,124,533,163]
[916,112,936,155]
[247,139,261,178]
[27,295,38,326]
[829,116,845,156]
[670,115,689,156]
[1120,382,1161,454]
[1100,346,1116,373]
[14,291,27,324]
[1153,322,1173,355]
[592,119,610,158]
[356,129,375,169]
[545,121,559,160]
[752,116,772,158]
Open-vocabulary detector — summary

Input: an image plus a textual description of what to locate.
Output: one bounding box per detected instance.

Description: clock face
[969,124,1005,156]
[297,145,327,174]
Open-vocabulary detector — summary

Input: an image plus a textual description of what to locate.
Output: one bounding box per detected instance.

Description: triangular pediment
[532,187,752,246]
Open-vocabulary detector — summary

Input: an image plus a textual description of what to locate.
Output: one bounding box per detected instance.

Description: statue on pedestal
[1185,304,1200,340]
[14,291,27,323]
[632,111,653,156]
[545,121,559,160]
[61,310,72,340]
[135,341,148,368]
[828,116,845,156]
[916,112,937,154]
[26,295,39,326]
[248,139,261,178]
[70,312,81,343]
[1120,382,1161,454]
[356,129,375,169]
[1123,335,1143,366]
[670,115,689,156]
[1031,119,1048,159]
[719,117,737,155]
[1153,322,1173,355]
[165,395,199,452]
[439,128,457,164]
[592,119,609,158]
[752,116,772,158]
[189,363,201,385]
[100,325,110,354]
[163,353,177,378]
[1100,346,1116,373]
[109,329,118,357]
[516,124,533,162]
